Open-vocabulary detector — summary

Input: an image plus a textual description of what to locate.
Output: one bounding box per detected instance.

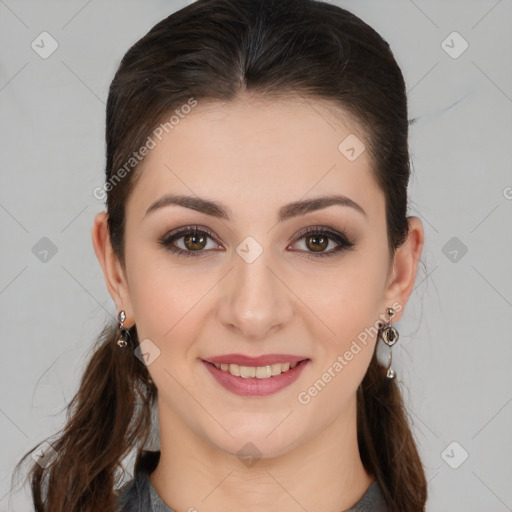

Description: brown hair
[14,0,427,510]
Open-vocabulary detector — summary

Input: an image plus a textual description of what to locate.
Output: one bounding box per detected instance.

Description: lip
[204,353,308,366]
[202,358,310,397]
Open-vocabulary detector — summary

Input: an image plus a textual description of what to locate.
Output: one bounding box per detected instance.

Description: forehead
[126,94,383,222]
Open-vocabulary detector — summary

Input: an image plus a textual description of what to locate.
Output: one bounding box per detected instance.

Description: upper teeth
[213,362,299,379]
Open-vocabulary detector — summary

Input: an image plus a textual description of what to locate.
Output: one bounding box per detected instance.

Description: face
[108,94,402,458]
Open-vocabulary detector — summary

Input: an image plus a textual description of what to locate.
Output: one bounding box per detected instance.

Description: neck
[150,397,373,512]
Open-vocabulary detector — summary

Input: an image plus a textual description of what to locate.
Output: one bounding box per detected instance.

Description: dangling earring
[116,310,130,348]
[379,307,399,380]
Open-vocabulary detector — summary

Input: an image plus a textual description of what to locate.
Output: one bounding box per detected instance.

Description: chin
[202,421,306,463]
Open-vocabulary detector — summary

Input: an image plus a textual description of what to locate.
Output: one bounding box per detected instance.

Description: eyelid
[291,225,353,244]
[288,225,355,258]
[158,224,355,258]
[162,224,218,241]
[158,225,223,255]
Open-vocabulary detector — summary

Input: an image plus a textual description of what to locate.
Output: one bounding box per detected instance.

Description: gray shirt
[115,450,389,512]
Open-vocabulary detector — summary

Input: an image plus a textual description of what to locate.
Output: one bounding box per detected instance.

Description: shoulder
[115,479,139,512]
[114,450,161,512]
[346,480,390,512]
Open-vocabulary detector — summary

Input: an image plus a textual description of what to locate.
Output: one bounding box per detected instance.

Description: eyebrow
[144,193,366,222]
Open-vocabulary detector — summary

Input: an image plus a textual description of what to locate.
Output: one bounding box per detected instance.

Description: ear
[91,211,134,327]
[382,216,424,322]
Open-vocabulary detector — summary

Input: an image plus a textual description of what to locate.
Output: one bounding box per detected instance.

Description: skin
[92,92,423,512]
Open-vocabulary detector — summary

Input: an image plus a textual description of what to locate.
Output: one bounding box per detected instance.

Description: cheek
[129,268,208,343]
[126,260,212,398]
[293,250,388,343]
[289,248,388,399]
[294,267,384,417]
[125,244,207,345]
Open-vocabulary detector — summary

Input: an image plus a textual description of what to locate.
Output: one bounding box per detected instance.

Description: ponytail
[357,354,428,511]
[13,322,156,512]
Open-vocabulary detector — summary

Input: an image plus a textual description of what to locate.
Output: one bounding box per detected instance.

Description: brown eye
[159,225,354,259]
[305,234,329,252]
[289,226,355,259]
[159,226,220,258]
[183,231,207,251]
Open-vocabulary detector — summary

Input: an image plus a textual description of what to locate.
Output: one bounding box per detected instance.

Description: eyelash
[158,225,355,259]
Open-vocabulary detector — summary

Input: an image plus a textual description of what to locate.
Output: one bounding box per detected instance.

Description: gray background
[1,0,511,510]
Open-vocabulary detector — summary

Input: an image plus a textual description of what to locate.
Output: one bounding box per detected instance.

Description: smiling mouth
[204,359,309,379]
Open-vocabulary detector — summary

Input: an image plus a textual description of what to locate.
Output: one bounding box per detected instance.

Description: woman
[16,0,427,510]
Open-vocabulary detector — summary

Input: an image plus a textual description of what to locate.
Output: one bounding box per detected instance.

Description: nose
[216,249,294,340]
